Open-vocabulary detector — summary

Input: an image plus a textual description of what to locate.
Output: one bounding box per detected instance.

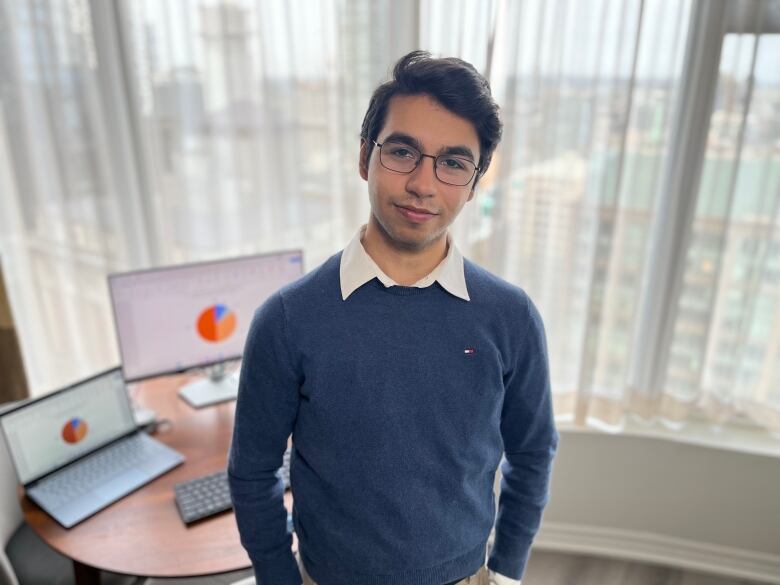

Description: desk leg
[73,560,101,585]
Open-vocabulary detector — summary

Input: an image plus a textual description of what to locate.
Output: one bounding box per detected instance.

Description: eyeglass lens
[379,142,476,186]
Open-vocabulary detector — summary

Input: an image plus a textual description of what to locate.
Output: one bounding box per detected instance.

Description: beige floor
[143,550,768,585]
[523,550,767,585]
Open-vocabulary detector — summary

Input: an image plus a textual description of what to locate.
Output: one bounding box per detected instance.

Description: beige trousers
[296,552,489,585]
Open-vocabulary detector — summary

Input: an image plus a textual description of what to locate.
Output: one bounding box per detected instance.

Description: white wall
[531,428,780,583]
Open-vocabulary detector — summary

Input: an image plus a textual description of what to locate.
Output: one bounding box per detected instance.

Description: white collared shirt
[337,225,520,585]
[339,225,470,301]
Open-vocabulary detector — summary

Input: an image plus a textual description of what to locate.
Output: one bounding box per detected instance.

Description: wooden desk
[20,373,295,584]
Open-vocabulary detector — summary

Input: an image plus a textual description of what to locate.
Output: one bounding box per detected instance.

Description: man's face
[359,94,481,251]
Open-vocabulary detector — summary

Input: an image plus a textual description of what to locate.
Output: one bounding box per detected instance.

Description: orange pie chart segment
[62,418,88,444]
[197,304,237,343]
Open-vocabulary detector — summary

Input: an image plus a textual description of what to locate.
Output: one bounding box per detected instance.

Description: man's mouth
[395,204,438,223]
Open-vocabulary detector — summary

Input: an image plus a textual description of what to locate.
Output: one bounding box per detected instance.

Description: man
[229,51,558,585]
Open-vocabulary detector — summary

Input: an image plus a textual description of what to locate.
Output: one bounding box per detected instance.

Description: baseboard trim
[534,522,780,584]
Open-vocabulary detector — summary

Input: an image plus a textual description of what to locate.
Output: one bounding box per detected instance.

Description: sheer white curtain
[423,0,780,435]
[424,0,695,428]
[1,0,778,438]
[0,0,139,393]
[670,13,780,432]
[0,0,411,392]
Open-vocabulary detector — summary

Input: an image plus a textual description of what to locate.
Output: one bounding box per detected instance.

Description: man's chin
[371,212,447,252]
[389,227,446,252]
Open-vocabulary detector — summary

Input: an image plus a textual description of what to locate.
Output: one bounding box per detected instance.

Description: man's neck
[362,220,448,286]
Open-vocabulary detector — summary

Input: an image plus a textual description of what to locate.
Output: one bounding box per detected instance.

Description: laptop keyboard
[174,446,291,524]
[33,433,168,508]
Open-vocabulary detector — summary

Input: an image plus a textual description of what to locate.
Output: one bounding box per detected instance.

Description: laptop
[0,367,184,528]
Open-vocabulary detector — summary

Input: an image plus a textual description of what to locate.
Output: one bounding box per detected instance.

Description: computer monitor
[108,250,304,407]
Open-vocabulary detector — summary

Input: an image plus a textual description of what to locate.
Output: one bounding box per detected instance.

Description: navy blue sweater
[228,253,558,585]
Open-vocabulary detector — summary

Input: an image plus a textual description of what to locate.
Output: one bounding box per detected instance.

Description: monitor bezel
[106,249,304,383]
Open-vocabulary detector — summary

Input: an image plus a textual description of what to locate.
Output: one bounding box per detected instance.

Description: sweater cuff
[487,535,532,580]
[251,549,301,585]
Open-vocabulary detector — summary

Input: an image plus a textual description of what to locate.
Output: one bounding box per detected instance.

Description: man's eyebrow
[439,145,477,162]
[381,132,422,150]
[381,132,477,162]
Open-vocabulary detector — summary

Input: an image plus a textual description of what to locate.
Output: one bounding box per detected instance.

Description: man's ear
[359,139,369,181]
[467,176,479,202]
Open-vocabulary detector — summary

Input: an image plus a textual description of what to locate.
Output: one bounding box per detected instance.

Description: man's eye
[387,146,416,159]
[439,157,467,170]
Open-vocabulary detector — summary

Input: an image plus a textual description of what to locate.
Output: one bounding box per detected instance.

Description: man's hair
[360,50,502,187]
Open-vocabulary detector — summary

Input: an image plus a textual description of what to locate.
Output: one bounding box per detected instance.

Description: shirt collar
[340,225,470,302]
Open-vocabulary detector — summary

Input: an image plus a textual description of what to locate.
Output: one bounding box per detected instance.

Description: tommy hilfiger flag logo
[464,347,476,355]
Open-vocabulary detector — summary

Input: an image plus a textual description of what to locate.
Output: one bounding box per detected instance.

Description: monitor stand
[178,363,239,408]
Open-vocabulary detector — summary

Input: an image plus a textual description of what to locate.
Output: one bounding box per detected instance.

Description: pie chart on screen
[197,303,237,343]
[62,418,88,444]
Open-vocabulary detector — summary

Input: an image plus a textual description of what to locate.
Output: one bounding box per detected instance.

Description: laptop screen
[0,368,136,485]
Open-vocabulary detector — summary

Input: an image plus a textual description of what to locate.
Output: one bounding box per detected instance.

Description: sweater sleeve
[228,292,302,585]
[487,295,558,580]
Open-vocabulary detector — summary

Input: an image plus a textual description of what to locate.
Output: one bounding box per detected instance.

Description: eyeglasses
[372,140,479,187]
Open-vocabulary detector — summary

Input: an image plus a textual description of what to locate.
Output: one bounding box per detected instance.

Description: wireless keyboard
[174,447,291,524]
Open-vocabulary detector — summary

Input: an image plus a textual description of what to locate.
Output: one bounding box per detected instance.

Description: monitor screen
[108,250,304,382]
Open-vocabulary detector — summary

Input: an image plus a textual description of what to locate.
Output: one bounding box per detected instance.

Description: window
[0,0,778,441]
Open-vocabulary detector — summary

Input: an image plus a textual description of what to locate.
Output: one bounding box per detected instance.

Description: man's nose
[406,155,437,198]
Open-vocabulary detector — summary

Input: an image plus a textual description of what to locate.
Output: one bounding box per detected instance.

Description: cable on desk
[142,418,173,435]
